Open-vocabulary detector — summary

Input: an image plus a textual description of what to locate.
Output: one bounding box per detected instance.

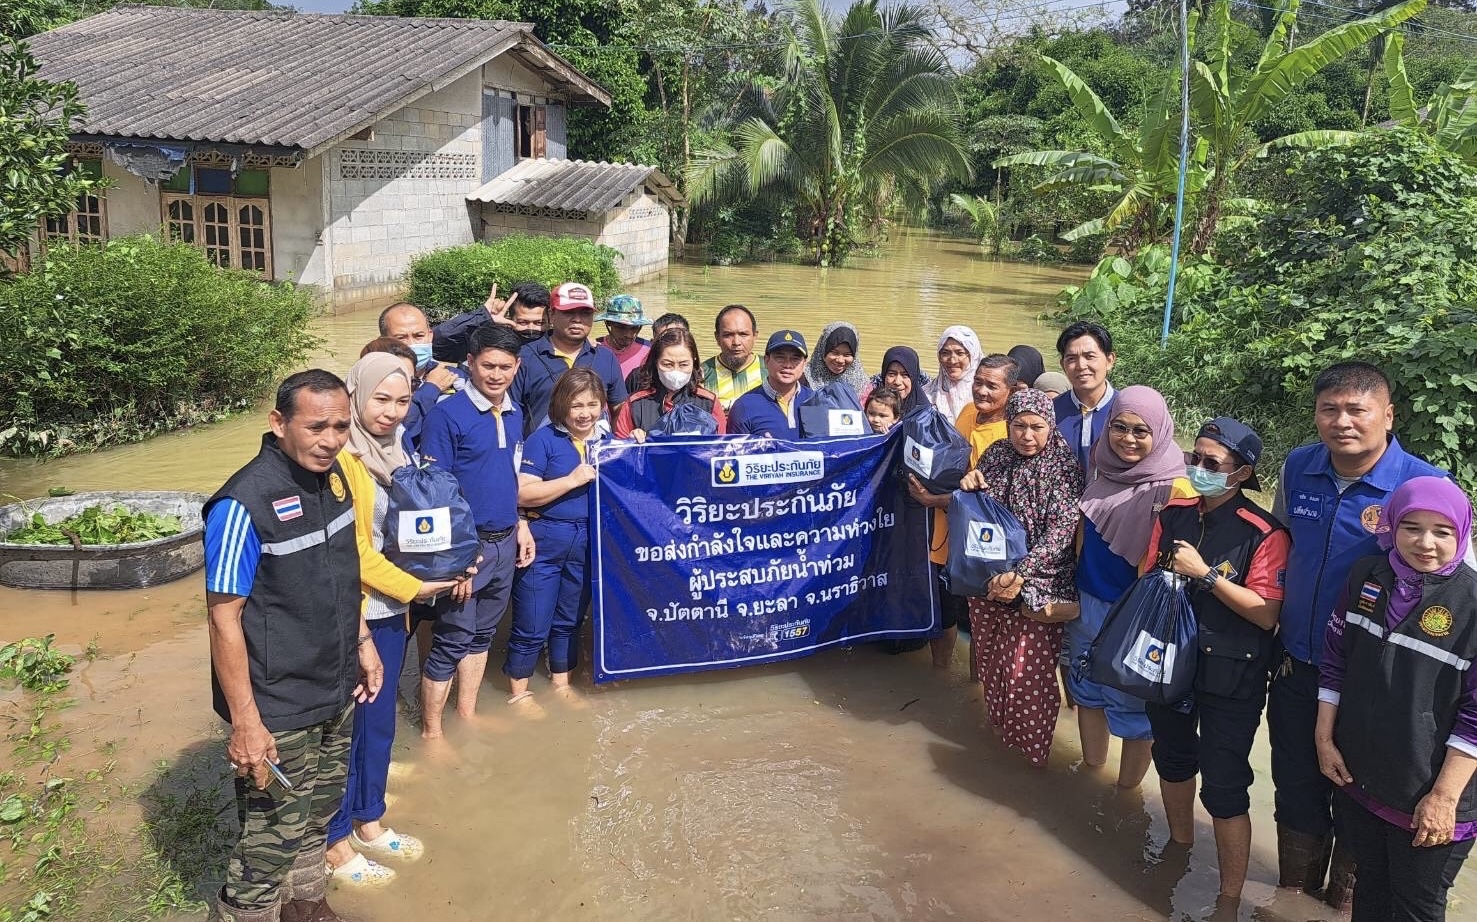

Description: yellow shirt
[554,349,577,369]
[700,354,764,410]
[930,408,1009,566]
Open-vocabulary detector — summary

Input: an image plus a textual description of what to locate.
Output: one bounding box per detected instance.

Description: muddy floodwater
[2,232,1470,921]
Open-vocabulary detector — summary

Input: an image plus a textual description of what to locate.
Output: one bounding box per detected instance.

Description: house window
[43,159,107,248]
[161,167,272,274]
[517,103,547,159]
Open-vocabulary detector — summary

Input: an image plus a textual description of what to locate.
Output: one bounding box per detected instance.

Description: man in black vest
[203,369,383,922]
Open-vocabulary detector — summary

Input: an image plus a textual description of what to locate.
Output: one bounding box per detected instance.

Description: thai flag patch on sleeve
[1358,581,1381,612]
[272,495,304,522]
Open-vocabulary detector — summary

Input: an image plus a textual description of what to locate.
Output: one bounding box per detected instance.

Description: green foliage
[947,192,998,244]
[404,235,621,322]
[0,704,207,921]
[0,34,97,259]
[1060,131,1477,491]
[0,235,318,457]
[1380,32,1477,164]
[689,0,971,266]
[1011,234,1064,263]
[4,505,182,546]
[0,636,73,693]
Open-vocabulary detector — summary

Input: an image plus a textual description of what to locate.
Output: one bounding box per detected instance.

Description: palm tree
[687,0,971,266]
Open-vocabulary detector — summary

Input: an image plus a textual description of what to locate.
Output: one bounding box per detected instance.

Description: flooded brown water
[1,231,1470,921]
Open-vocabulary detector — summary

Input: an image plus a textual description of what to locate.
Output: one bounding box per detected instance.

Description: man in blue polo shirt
[510,282,627,437]
[728,330,813,438]
[417,323,536,740]
[1268,360,1447,909]
[1052,320,1117,470]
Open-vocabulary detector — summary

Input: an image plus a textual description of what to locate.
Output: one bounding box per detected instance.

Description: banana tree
[993,56,1206,253]
[1186,0,1427,251]
[1381,32,1477,164]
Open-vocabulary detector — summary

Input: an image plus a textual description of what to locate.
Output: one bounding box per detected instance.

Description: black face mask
[516,328,544,344]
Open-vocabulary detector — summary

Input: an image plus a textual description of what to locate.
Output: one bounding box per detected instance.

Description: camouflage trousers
[222,704,353,913]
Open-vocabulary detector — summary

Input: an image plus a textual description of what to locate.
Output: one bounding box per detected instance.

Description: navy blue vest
[1334,555,1477,820]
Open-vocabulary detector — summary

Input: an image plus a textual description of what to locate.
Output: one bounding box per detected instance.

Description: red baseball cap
[551,282,596,312]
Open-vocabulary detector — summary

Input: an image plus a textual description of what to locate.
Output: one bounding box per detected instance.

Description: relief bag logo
[711,451,825,487]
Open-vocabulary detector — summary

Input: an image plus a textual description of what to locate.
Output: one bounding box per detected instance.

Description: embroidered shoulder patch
[1419,605,1453,638]
[1360,504,1384,534]
[272,496,303,521]
[1358,581,1382,613]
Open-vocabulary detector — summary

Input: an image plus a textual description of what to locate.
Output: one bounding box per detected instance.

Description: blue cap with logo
[1196,416,1263,491]
[765,329,808,357]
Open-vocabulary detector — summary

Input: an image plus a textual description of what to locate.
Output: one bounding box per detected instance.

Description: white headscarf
[923,325,983,420]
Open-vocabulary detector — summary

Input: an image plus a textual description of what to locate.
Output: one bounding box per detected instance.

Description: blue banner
[590,430,936,683]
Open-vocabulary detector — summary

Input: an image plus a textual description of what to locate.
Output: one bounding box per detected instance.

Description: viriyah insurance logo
[711,451,825,487]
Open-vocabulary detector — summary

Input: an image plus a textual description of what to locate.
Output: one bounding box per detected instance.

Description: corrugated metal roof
[28,6,612,155]
[467,158,684,212]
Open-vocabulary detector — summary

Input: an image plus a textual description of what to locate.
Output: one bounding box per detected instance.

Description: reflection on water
[3,233,1468,921]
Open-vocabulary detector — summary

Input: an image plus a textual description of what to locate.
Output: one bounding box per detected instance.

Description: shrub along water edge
[405,235,622,324]
[0,235,319,458]
[1058,130,1477,493]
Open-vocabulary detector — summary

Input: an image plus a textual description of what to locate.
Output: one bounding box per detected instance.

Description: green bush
[1060,131,1477,492]
[1012,234,1064,263]
[405,235,622,323]
[0,235,318,457]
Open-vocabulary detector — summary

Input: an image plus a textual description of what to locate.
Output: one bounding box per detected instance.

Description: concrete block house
[25,6,683,310]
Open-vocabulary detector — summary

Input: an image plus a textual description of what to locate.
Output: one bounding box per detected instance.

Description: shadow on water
[139,737,236,907]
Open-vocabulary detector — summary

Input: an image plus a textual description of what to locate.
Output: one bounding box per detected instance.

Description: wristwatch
[1198,569,1221,592]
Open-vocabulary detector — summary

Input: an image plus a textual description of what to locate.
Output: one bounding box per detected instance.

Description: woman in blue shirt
[504,367,607,705]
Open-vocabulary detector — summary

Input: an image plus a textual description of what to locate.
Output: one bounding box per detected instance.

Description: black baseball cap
[1196,417,1263,491]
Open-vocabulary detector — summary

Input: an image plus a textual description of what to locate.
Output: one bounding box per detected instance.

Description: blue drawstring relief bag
[384,462,480,579]
[945,491,1029,596]
[649,401,719,437]
[1083,569,1198,710]
[896,406,971,494]
[798,381,866,438]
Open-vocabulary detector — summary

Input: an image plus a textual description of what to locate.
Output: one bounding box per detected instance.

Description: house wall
[101,158,161,234]
[597,188,672,285]
[270,161,324,288]
[321,70,482,313]
[478,208,602,244]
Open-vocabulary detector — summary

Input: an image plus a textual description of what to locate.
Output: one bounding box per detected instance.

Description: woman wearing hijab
[326,354,462,884]
[1067,385,1194,789]
[804,321,869,395]
[1007,345,1046,389]
[958,389,1084,766]
[1317,478,1477,922]
[923,326,984,419]
[863,345,930,417]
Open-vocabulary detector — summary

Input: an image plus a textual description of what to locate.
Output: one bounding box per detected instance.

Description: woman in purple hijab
[1317,476,1477,922]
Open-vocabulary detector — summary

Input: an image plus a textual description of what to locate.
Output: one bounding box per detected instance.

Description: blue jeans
[423,530,517,682]
[327,617,406,845]
[504,519,589,679]
[1066,589,1152,741]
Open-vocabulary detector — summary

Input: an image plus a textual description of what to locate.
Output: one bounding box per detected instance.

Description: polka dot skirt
[969,598,1065,767]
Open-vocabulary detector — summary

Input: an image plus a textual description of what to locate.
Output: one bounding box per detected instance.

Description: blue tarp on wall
[590,430,936,683]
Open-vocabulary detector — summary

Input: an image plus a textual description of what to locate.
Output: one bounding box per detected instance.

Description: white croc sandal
[351,827,425,862]
[329,851,396,885]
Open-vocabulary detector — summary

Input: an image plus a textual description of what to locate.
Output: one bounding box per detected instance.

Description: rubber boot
[1323,840,1357,912]
[1276,823,1333,892]
[281,898,351,922]
[212,888,281,922]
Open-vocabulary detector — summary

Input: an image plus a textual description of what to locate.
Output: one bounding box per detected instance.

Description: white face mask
[658,368,692,391]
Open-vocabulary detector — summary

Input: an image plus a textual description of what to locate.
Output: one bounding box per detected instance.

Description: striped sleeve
[204,499,260,597]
